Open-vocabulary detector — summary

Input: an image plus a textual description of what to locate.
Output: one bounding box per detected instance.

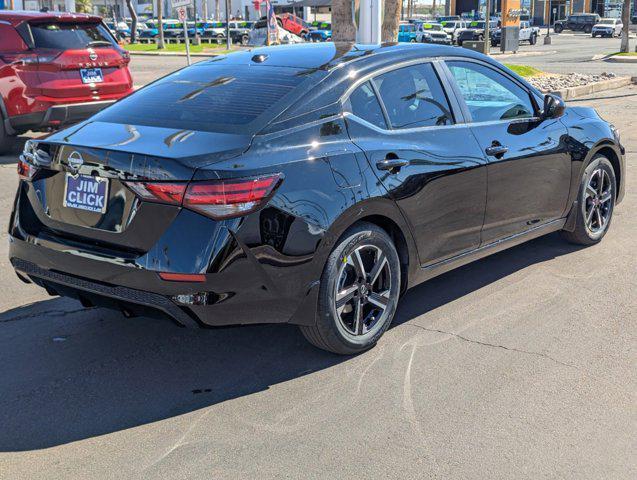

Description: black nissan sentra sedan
[10,43,625,354]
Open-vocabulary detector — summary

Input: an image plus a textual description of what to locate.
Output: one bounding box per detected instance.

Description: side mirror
[542,93,566,120]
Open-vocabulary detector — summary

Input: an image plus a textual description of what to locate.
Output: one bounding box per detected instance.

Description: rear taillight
[125,174,282,219]
[125,182,187,205]
[17,157,38,181]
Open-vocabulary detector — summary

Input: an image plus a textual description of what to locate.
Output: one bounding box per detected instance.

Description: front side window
[373,63,453,129]
[348,82,387,129]
[447,61,535,123]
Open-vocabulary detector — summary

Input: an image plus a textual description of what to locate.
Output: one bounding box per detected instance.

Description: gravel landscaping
[528,72,619,92]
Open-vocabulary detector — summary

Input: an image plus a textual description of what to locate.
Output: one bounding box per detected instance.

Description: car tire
[0,117,17,155]
[300,222,401,355]
[529,33,537,44]
[554,24,563,33]
[241,34,249,45]
[584,25,592,33]
[561,155,616,246]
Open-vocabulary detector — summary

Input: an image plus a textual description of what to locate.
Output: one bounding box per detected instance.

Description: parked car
[398,23,418,42]
[456,20,498,46]
[139,19,180,39]
[9,43,625,354]
[440,19,469,44]
[201,21,227,41]
[307,22,332,42]
[279,13,310,37]
[553,14,601,34]
[229,21,255,45]
[591,18,623,37]
[436,15,461,23]
[0,10,134,154]
[491,21,540,46]
[415,22,451,44]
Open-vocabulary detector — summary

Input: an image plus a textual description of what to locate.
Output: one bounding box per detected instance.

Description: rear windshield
[30,22,115,49]
[94,64,309,134]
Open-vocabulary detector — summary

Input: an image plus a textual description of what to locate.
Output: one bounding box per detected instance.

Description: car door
[444,59,571,244]
[343,61,487,266]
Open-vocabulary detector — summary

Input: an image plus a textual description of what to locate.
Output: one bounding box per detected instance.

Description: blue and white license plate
[63,174,109,214]
[80,67,103,84]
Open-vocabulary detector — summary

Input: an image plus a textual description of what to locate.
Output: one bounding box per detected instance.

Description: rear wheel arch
[319,203,418,294]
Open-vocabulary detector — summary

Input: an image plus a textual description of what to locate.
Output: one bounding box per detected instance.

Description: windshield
[468,21,485,29]
[444,22,456,28]
[600,19,615,24]
[422,23,443,31]
[94,64,310,135]
[30,22,115,49]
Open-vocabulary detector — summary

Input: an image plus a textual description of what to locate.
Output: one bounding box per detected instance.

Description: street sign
[171,0,191,8]
[177,7,187,22]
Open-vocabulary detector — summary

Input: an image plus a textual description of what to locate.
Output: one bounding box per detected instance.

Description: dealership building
[446,0,634,24]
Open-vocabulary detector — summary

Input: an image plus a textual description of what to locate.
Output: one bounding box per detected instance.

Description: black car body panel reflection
[9,43,625,330]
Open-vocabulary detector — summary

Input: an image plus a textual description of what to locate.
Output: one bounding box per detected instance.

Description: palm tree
[332,0,357,42]
[620,0,631,53]
[382,0,402,42]
[126,0,138,43]
[157,0,165,49]
[75,0,93,14]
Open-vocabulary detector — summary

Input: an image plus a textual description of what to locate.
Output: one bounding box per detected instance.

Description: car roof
[211,42,484,71]
[0,10,102,27]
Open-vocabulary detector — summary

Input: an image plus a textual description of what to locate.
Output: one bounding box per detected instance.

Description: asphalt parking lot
[0,64,635,478]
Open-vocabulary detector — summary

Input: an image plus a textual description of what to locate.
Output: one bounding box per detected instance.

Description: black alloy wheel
[300,223,401,355]
[562,156,616,245]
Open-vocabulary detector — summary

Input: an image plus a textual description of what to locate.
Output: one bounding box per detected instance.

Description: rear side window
[30,22,115,49]
[373,63,453,129]
[95,64,307,134]
[348,82,387,129]
[447,61,534,123]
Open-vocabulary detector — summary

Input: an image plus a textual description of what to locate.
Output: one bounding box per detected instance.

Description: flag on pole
[265,0,279,46]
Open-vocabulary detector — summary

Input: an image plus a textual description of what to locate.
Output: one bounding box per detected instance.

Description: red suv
[278,13,310,37]
[0,11,134,153]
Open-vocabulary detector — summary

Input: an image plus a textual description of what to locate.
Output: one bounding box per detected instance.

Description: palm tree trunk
[620,0,630,53]
[157,0,165,49]
[382,0,402,42]
[215,0,220,21]
[331,0,357,42]
[126,0,138,43]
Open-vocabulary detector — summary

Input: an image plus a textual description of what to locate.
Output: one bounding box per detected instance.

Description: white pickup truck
[490,21,541,46]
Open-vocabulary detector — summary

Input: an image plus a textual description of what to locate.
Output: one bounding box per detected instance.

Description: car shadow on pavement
[0,232,583,452]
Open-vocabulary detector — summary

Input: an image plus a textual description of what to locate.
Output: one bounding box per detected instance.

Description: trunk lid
[24,121,252,252]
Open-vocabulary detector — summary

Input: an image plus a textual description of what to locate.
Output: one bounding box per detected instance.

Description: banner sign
[265,0,279,46]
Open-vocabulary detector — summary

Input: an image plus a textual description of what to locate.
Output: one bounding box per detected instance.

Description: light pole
[225,0,230,50]
[193,0,201,45]
[544,0,552,44]
[484,0,491,55]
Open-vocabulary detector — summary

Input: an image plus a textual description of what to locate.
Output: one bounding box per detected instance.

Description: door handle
[376,158,410,172]
[485,144,508,158]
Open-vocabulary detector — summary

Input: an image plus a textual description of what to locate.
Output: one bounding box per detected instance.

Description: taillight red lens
[125,182,186,205]
[17,157,37,181]
[125,174,281,219]
[184,174,282,219]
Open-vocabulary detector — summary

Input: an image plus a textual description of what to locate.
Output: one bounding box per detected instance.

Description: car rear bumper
[8,99,116,133]
[8,179,321,329]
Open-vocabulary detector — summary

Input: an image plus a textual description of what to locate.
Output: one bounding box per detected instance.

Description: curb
[604,56,637,63]
[492,50,556,59]
[128,51,224,57]
[546,76,636,100]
